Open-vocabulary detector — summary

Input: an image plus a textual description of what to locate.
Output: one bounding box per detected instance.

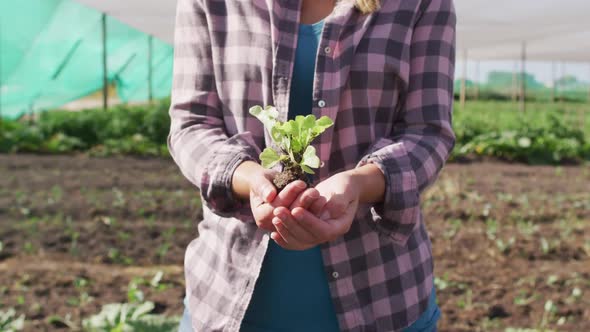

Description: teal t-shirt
[240,20,341,332]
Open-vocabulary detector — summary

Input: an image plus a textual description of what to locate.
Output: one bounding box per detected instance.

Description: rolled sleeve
[195,132,260,215]
[167,0,260,217]
[357,0,456,245]
[357,138,420,245]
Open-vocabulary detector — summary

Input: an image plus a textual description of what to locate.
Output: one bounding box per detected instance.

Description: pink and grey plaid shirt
[167,0,456,331]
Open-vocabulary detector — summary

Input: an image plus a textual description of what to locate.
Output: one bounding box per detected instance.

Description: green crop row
[0,99,171,157]
[452,101,590,164]
[1,100,589,164]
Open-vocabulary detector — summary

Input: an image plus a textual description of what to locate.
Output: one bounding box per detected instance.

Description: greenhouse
[0,0,174,119]
[2,0,590,119]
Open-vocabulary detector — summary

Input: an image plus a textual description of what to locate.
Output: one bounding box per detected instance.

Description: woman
[168,0,456,331]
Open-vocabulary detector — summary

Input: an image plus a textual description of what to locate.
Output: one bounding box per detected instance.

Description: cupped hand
[271,171,361,250]
[249,170,310,232]
[233,161,312,232]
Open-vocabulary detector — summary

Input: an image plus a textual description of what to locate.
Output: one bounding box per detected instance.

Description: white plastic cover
[455,0,590,61]
[73,0,178,44]
[72,0,590,62]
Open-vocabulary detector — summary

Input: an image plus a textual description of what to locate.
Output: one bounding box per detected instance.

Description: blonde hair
[355,0,381,14]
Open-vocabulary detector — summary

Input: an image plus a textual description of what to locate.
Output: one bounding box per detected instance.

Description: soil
[273,165,308,190]
[0,155,588,331]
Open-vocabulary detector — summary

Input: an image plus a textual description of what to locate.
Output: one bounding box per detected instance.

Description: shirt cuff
[356,138,420,245]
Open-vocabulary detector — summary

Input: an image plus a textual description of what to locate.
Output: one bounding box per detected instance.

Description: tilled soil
[0,155,588,331]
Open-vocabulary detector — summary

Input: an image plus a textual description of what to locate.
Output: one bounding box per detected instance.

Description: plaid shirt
[167,0,456,331]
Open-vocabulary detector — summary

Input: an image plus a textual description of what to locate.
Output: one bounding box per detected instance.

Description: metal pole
[148,35,153,103]
[520,41,526,113]
[102,13,108,110]
[551,62,556,103]
[560,61,565,103]
[460,49,467,109]
[474,61,480,101]
[511,61,517,103]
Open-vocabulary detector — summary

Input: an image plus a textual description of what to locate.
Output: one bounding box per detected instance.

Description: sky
[456,60,590,87]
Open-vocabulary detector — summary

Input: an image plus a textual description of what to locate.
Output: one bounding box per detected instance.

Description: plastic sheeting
[73,0,177,45]
[73,0,590,62]
[3,0,589,118]
[455,0,590,61]
[0,0,173,118]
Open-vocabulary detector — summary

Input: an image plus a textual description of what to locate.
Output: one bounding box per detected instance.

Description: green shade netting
[0,0,173,119]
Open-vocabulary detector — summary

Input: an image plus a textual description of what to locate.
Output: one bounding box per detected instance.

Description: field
[0,155,588,331]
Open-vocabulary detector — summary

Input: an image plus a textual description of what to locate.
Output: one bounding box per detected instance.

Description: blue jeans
[178,287,440,332]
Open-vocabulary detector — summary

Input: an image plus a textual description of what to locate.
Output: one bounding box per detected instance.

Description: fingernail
[320,211,330,220]
[293,211,303,221]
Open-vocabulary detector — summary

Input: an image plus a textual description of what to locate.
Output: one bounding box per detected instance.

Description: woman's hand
[251,179,312,232]
[270,164,385,250]
[270,171,361,250]
[233,161,314,232]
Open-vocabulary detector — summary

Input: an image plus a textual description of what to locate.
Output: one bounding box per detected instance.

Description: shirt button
[324,46,331,54]
[318,100,326,108]
[332,271,339,279]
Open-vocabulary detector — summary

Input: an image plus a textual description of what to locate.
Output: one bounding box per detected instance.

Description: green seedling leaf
[0,308,25,331]
[270,126,285,145]
[281,136,291,151]
[300,164,315,174]
[131,302,155,320]
[279,121,294,135]
[302,115,316,131]
[544,300,555,312]
[289,115,317,151]
[572,287,582,298]
[249,104,334,176]
[248,105,263,117]
[290,138,303,155]
[249,105,279,132]
[313,116,334,134]
[260,147,281,169]
[301,145,320,168]
[150,271,164,288]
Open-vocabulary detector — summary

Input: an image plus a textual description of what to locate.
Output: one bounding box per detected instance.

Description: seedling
[539,300,557,329]
[249,105,334,189]
[0,308,25,331]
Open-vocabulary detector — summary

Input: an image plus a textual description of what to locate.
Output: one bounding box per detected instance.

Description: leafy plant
[127,278,145,303]
[47,314,77,329]
[249,105,334,189]
[0,309,25,332]
[82,301,179,332]
[539,300,557,329]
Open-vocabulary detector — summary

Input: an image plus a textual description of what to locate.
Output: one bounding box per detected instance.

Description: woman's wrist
[347,163,386,204]
[231,160,264,201]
